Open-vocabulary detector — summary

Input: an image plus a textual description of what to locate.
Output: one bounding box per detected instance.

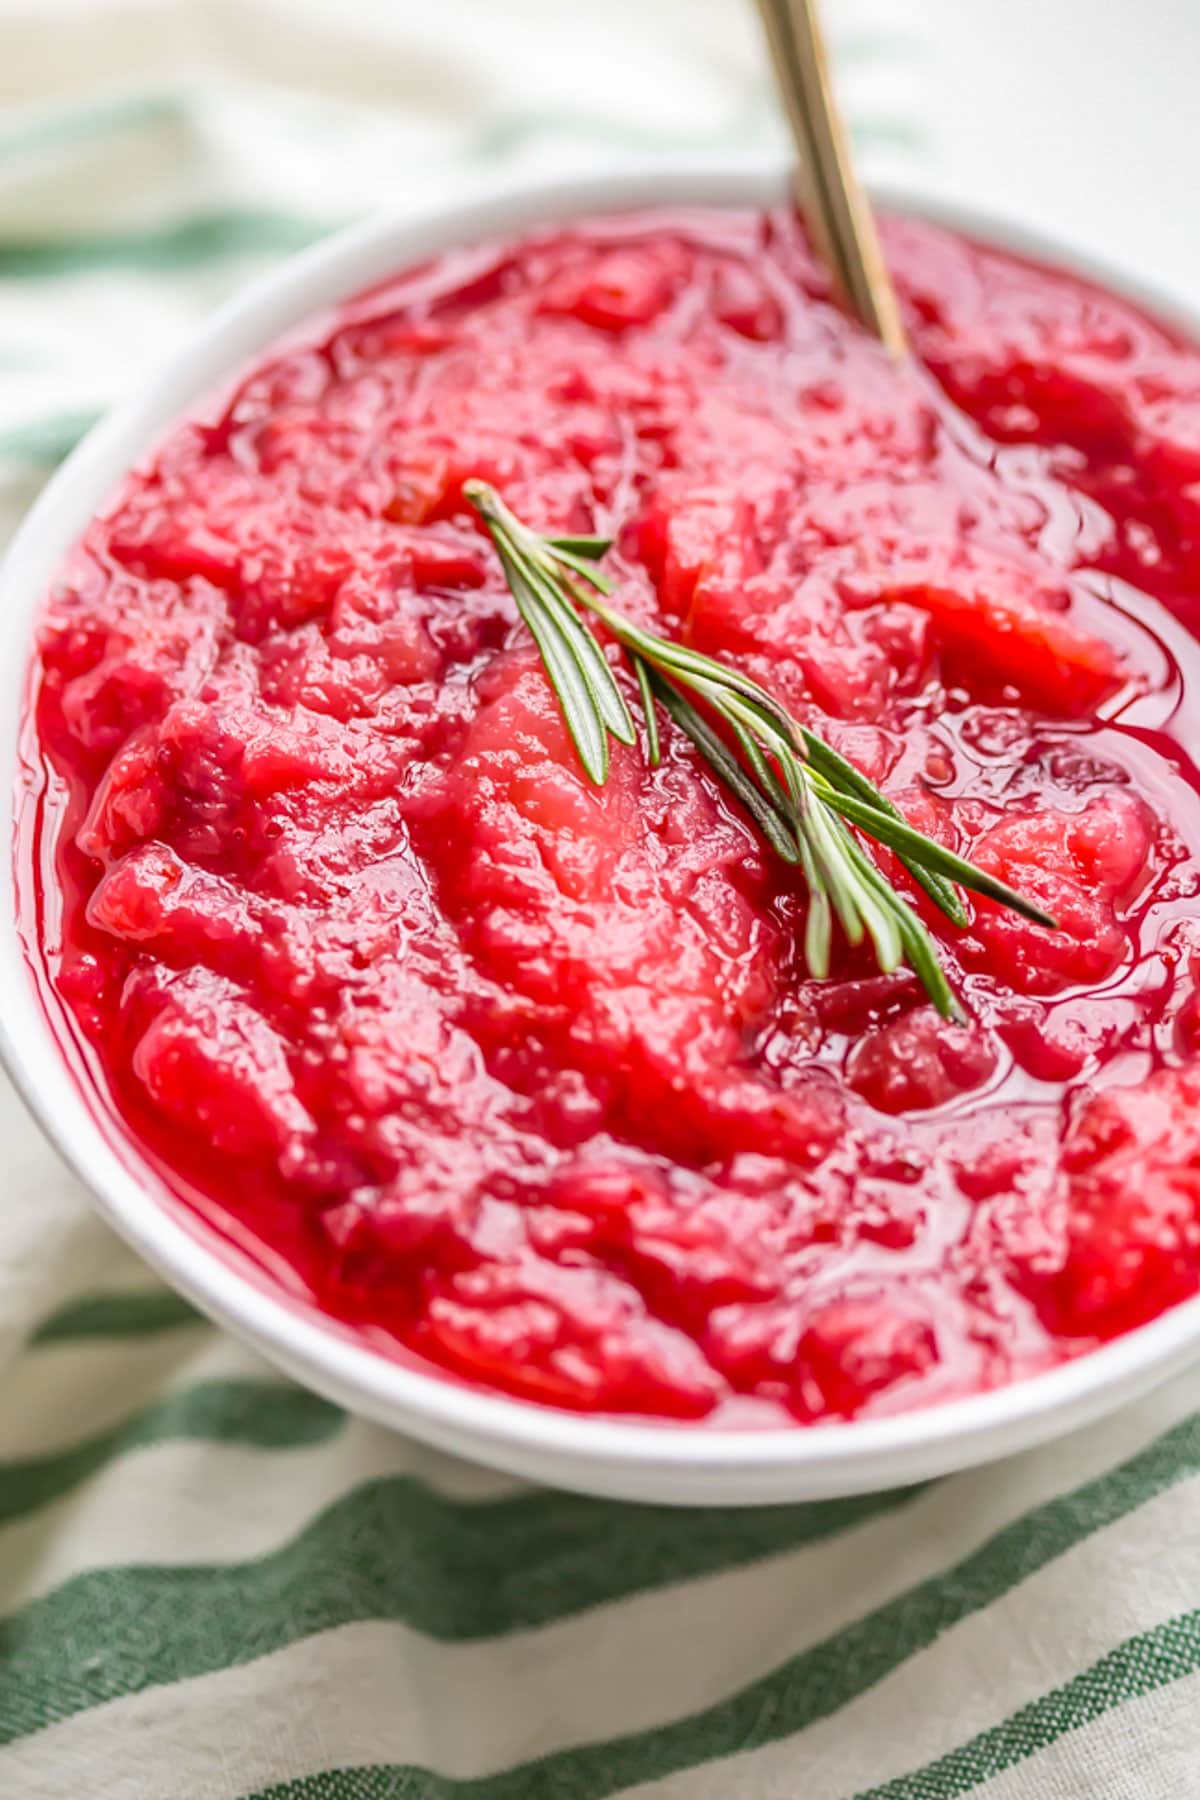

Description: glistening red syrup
[25,208,1200,1424]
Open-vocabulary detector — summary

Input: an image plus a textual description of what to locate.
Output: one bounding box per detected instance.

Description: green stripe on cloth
[0,209,333,280]
[0,1477,922,1746]
[250,1411,1200,1800]
[0,1380,343,1528]
[0,408,98,466]
[30,1288,202,1345]
[0,92,188,162]
[2,1409,1198,1764]
[253,1775,448,1799]
[853,1608,1200,1800]
[243,1608,1200,1800]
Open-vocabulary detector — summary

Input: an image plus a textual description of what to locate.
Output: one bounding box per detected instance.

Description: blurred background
[0,0,1196,551]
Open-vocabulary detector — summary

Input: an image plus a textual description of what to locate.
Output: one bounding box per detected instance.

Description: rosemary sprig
[463,479,1055,1019]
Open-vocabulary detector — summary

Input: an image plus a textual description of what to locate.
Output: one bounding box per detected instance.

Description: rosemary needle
[464,479,1056,1019]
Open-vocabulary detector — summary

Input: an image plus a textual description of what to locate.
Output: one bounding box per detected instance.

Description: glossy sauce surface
[28,208,1200,1424]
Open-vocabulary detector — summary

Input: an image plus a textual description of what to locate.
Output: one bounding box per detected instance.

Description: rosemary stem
[463,479,1056,1016]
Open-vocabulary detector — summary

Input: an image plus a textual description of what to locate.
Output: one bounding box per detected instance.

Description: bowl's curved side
[5,153,1200,1506]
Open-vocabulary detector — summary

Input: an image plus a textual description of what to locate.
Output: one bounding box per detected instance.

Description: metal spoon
[753,0,907,356]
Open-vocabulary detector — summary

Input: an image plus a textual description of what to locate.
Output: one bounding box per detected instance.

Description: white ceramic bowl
[4,156,1200,1506]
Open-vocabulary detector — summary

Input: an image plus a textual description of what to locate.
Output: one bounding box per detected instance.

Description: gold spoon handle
[754,0,907,356]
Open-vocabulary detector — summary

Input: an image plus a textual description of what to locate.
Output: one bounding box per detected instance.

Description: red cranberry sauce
[28,209,1200,1423]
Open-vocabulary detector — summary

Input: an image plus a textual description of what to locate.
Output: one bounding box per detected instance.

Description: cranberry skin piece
[845,1008,997,1114]
[1026,1066,1200,1339]
[538,244,690,332]
[793,1298,939,1420]
[965,792,1154,995]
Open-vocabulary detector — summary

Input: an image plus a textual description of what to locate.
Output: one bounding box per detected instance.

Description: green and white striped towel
[2,3,1199,1795]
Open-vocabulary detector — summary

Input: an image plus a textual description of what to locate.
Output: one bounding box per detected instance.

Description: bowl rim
[5,150,1200,1502]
